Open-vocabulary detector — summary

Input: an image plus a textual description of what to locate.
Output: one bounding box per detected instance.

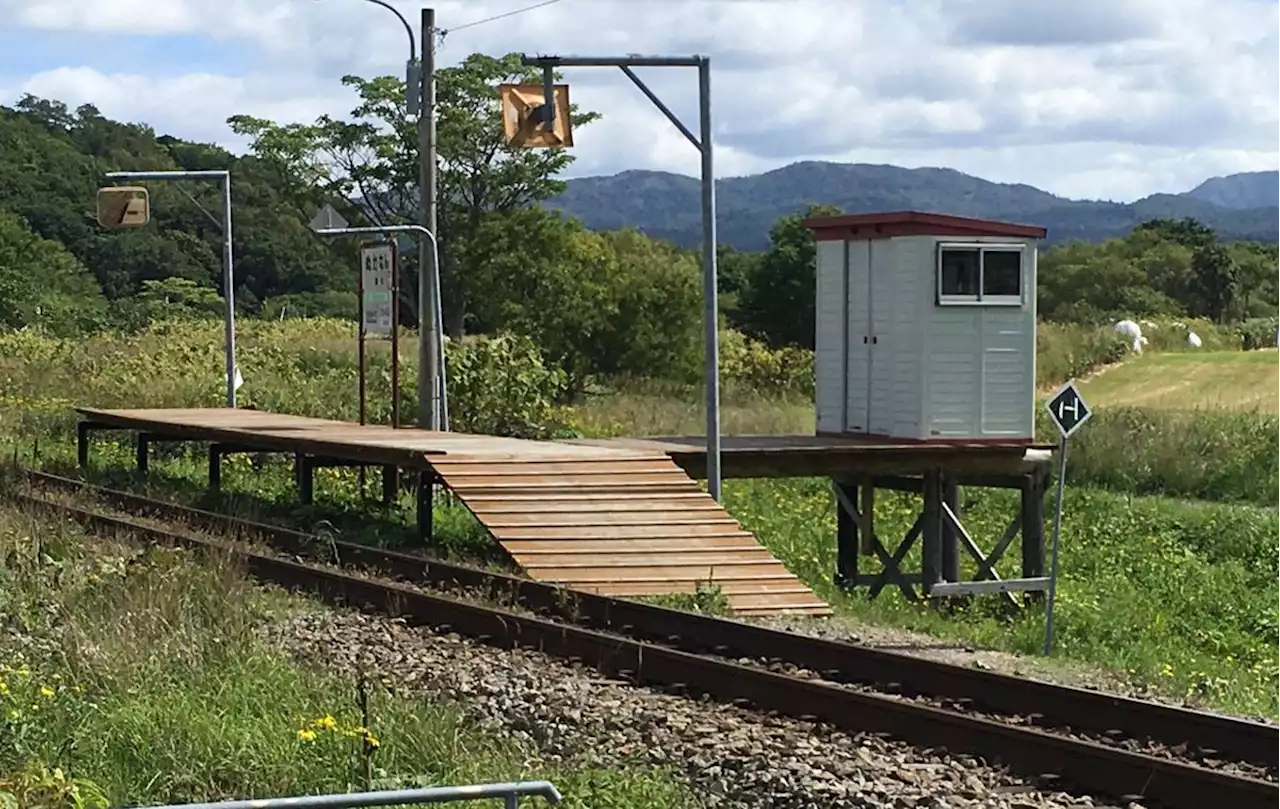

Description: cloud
[943,0,1161,46]
[0,0,1275,202]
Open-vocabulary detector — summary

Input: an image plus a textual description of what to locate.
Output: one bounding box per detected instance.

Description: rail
[11,472,1278,809]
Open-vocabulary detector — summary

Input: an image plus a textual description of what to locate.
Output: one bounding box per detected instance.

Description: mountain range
[545,164,1278,251]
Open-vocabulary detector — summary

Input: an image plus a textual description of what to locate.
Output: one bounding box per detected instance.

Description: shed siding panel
[844,240,872,432]
[926,310,982,436]
[885,237,930,439]
[980,310,1035,436]
[814,239,846,434]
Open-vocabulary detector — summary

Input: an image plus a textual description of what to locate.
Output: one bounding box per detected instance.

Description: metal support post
[1043,438,1069,654]
[417,469,434,542]
[419,7,440,431]
[76,422,92,467]
[136,433,150,474]
[697,57,722,501]
[518,52,721,500]
[220,172,236,407]
[104,170,237,406]
[208,446,222,490]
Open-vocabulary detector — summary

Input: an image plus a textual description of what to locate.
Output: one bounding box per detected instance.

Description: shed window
[937,243,1024,306]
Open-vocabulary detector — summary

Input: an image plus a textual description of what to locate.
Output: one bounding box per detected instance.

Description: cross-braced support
[833,469,1050,602]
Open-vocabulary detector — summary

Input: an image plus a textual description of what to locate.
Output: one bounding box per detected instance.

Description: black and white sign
[1045,379,1091,439]
[360,243,395,337]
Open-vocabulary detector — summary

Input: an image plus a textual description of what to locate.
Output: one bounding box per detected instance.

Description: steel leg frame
[832,470,1050,601]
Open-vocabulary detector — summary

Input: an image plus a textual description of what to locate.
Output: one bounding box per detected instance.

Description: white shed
[802,210,1047,443]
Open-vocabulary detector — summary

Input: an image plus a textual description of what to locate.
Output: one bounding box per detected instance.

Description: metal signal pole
[419,7,441,431]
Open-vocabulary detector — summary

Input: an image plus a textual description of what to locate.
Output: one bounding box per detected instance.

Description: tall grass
[723,478,1279,718]
[1054,406,1279,505]
[0,507,697,807]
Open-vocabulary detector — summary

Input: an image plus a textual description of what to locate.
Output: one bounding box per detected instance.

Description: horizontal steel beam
[521,54,704,68]
[124,781,562,809]
[929,577,1051,596]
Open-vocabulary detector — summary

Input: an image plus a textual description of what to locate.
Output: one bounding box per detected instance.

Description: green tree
[1134,217,1217,251]
[490,215,702,394]
[228,52,600,337]
[1190,242,1238,323]
[736,203,841,348]
[716,243,763,328]
[0,208,107,333]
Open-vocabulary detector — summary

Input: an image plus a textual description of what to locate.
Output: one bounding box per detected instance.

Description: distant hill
[1181,171,1279,210]
[546,162,1279,251]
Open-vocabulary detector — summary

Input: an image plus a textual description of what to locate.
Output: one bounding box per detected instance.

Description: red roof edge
[800,210,1048,240]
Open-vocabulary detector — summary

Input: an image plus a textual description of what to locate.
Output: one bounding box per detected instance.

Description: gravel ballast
[261,606,1130,809]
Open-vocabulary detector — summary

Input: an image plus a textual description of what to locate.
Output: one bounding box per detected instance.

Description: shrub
[718,329,815,398]
[1036,316,1236,388]
[1036,322,1129,387]
[1236,317,1279,351]
[432,332,575,439]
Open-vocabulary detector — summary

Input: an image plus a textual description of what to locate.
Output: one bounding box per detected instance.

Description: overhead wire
[437,0,565,45]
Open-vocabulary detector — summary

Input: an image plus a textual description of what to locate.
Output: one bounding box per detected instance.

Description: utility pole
[418,7,440,431]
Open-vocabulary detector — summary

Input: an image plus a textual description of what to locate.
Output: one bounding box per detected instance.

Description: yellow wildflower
[297,729,317,742]
[40,686,55,699]
[314,714,338,732]
[362,730,380,751]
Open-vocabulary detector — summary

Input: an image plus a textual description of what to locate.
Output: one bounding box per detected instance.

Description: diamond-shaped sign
[1045,379,1091,439]
[309,204,348,232]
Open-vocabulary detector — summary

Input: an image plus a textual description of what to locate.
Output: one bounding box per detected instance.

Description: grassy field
[1054,349,1279,504]
[0,506,699,807]
[0,311,1276,793]
[1078,349,1278,413]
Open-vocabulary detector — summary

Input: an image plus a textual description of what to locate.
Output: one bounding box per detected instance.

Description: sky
[0,0,1277,202]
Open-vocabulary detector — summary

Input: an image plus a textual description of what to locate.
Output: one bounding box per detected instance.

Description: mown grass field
[1078,349,1278,413]
[0,312,1276,788]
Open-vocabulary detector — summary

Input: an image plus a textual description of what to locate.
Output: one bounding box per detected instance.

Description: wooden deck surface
[76,407,831,617]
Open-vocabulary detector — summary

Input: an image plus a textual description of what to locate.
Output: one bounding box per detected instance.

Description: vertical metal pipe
[358,249,367,427]
[221,172,236,407]
[1043,438,1069,654]
[418,8,440,430]
[391,241,400,429]
[697,56,722,502]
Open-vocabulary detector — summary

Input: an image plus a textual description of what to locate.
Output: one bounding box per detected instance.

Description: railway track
[10,469,1278,809]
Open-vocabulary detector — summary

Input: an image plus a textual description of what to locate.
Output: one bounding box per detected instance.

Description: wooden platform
[576,434,1054,479]
[75,408,831,617]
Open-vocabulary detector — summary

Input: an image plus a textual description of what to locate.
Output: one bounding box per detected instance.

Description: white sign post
[1042,379,1092,655]
[360,242,396,338]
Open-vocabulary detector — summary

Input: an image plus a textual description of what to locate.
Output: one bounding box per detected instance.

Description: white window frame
[936,242,1026,307]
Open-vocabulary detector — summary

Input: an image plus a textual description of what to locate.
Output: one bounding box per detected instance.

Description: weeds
[0,509,700,807]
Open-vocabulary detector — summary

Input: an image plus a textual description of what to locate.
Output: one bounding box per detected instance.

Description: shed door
[844,240,871,432]
[867,241,896,435]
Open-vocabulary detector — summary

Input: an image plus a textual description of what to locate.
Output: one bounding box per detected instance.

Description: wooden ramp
[75,408,829,617]
[430,454,831,617]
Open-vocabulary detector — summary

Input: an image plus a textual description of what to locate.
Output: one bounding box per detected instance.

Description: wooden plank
[504,541,764,554]
[466,498,719,513]
[575,581,817,597]
[429,459,675,473]
[490,524,752,540]
[480,512,739,527]
[520,552,777,568]
[446,482,703,495]
[440,471,695,488]
[532,566,796,583]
